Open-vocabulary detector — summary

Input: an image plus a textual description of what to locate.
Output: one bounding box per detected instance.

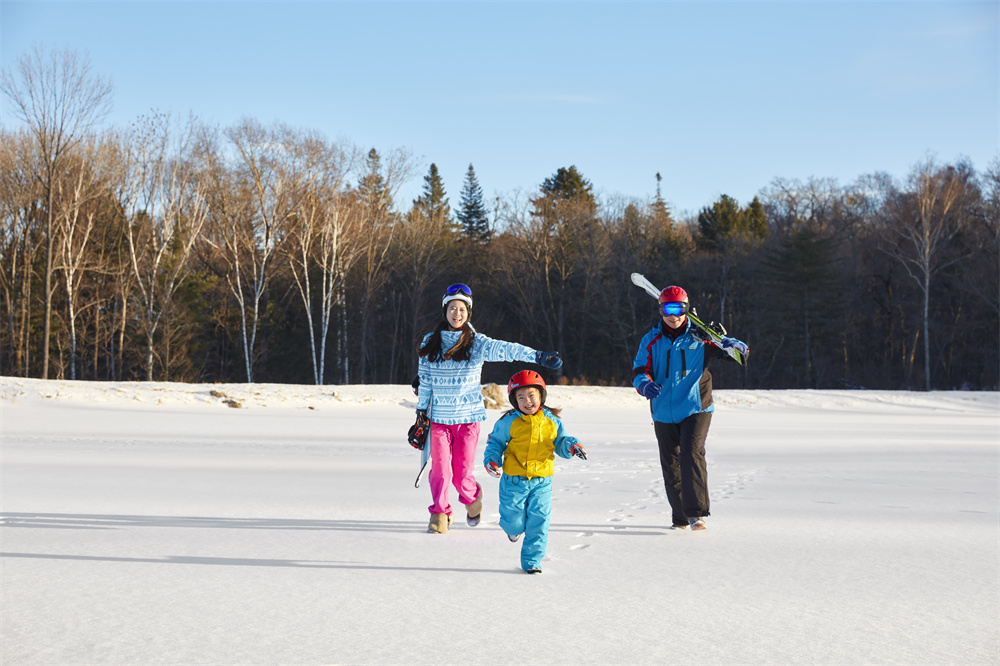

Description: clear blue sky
[2,1,997,216]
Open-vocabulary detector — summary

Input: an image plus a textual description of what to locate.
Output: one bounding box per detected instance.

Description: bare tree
[51,135,113,379]
[352,147,416,383]
[115,113,209,380]
[0,127,43,375]
[285,131,358,384]
[316,193,363,384]
[390,164,456,378]
[964,157,1000,318]
[509,167,599,365]
[82,194,128,381]
[101,161,136,381]
[0,44,113,378]
[591,194,654,376]
[201,118,300,382]
[495,192,551,347]
[878,157,977,390]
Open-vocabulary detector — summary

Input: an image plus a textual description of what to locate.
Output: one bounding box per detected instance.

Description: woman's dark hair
[418,320,475,362]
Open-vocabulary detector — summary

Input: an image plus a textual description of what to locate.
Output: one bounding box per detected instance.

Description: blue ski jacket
[417,328,538,425]
[631,319,728,424]
[483,408,579,479]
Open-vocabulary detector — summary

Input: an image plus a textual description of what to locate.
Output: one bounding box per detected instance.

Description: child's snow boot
[466,483,483,527]
[508,533,521,542]
[428,513,451,534]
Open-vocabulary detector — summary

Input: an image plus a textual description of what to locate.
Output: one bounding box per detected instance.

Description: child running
[483,370,587,574]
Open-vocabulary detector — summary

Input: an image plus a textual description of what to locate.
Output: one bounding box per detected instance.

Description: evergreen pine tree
[413,164,451,223]
[697,194,744,250]
[763,226,844,387]
[697,194,769,250]
[650,172,673,226]
[541,165,595,207]
[357,148,388,211]
[745,196,769,237]
[456,163,491,242]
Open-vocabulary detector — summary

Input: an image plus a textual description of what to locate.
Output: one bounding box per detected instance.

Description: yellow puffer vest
[502,410,559,479]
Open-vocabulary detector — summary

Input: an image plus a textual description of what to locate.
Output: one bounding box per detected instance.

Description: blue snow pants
[498,474,553,571]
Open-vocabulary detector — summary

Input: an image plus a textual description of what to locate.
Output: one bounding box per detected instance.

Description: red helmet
[658,285,688,303]
[507,370,547,410]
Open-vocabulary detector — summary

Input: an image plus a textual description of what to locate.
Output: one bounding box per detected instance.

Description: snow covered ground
[1,377,997,665]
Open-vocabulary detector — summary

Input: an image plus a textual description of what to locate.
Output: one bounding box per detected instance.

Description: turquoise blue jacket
[417,328,538,425]
[632,320,725,424]
[483,408,578,479]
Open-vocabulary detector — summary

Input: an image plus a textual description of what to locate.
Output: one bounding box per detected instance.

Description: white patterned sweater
[416,329,539,425]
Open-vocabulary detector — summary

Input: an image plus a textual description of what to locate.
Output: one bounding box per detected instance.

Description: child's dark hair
[418,320,475,362]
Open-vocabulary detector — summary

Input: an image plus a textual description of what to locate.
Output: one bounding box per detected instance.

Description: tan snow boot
[466,483,483,527]
[428,512,451,534]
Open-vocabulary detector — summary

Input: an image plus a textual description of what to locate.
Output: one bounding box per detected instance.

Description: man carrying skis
[632,285,748,531]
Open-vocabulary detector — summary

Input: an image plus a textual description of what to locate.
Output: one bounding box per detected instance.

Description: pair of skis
[630,273,747,366]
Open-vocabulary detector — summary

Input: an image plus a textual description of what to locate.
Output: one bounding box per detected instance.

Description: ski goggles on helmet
[445,283,472,297]
[660,301,688,317]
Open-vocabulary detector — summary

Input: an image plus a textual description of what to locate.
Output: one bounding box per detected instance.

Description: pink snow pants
[428,421,481,516]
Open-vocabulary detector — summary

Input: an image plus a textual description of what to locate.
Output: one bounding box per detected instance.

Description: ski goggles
[660,301,689,317]
[445,283,472,297]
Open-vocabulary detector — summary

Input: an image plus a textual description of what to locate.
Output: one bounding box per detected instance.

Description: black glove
[408,410,430,450]
[535,350,563,370]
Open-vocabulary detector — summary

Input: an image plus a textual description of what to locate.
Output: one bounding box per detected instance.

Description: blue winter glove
[570,443,588,460]
[637,380,661,400]
[721,337,749,358]
[535,350,563,370]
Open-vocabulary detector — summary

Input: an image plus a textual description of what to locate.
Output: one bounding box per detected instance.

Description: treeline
[2,47,998,390]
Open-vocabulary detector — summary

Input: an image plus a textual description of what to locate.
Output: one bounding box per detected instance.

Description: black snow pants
[653,411,712,526]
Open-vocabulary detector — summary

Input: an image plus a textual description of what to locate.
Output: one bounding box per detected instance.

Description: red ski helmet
[507,370,547,410]
[658,285,689,304]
